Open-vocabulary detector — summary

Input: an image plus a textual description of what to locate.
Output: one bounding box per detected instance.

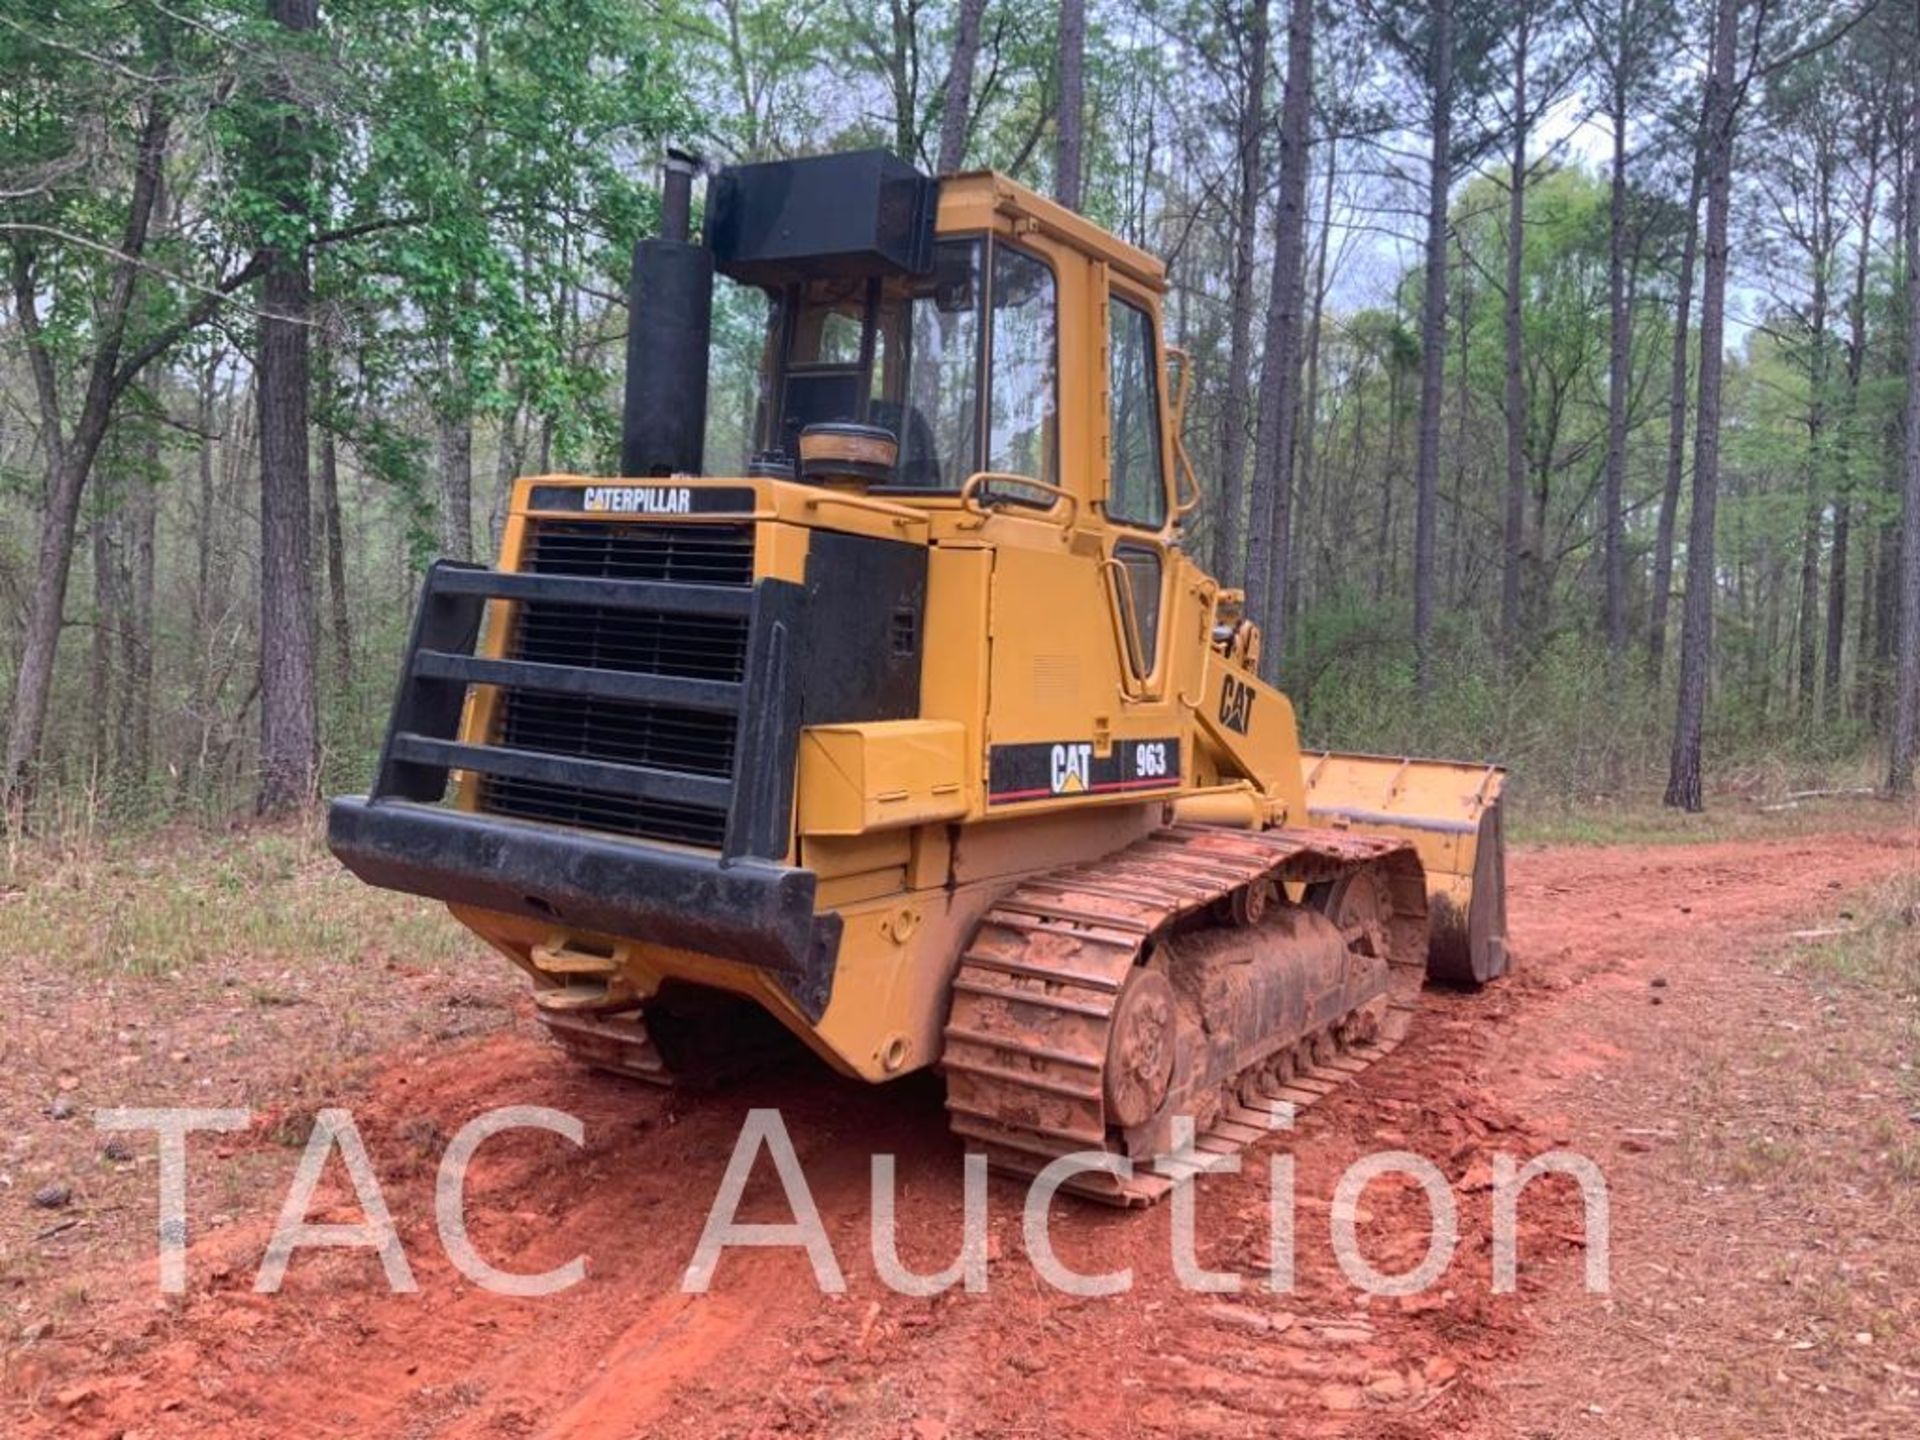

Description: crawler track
[941,823,1430,1205]
[537,1009,674,1084]
[538,990,800,1087]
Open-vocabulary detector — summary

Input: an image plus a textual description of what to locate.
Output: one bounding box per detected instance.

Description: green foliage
[3,3,238,391]
[1290,596,1658,799]
[324,0,688,477]
[2,0,1912,826]
[1288,589,1872,811]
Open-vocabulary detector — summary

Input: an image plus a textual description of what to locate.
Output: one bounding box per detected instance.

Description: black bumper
[328,797,840,1017]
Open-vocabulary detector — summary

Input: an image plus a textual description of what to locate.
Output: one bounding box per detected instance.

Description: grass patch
[1511,791,1912,847]
[0,818,475,978]
[1795,871,1920,998]
[1511,800,1743,847]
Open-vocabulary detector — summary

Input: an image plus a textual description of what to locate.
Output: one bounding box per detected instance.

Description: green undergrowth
[0,821,474,978]
[1795,870,1920,1001]
[1509,790,1908,847]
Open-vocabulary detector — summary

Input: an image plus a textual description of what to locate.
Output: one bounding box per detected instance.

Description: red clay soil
[8,821,1916,1439]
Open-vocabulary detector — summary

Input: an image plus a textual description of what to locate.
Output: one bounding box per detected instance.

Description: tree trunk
[1828,129,1881,718]
[490,400,524,552]
[1411,0,1454,695]
[1794,492,1820,712]
[319,422,352,688]
[936,0,989,173]
[1648,155,1705,683]
[1795,149,1837,715]
[118,427,158,794]
[1,96,174,814]
[437,403,474,561]
[256,0,321,816]
[1530,451,1553,637]
[1601,63,1631,664]
[1871,519,1899,727]
[1866,114,1910,730]
[1761,539,1786,717]
[1888,78,1920,793]
[90,465,122,782]
[1245,0,1315,673]
[1664,0,1739,813]
[1376,363,1400,602]
[1794,425,1823,718]
[1212,0,1269,585]
[886,0,916,161]
[1858,525,1878,710]
[1054,0,1086,210]
[1499,8,1530,660]
[194,357,220,635]
[1295,134,1338,619]
[1447,241,1470,605]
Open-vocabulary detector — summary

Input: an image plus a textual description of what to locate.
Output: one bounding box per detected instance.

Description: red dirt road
[10,820,1917,1439]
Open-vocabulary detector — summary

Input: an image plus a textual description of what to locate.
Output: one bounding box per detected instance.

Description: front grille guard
[368,559,805,862]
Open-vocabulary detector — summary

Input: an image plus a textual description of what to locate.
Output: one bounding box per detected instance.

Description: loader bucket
[1302,752,1508,986]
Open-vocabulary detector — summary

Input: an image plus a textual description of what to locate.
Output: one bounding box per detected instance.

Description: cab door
[1102,284,1175,700]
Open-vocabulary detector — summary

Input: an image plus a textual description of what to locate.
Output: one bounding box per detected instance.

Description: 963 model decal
[987,738,1182,805]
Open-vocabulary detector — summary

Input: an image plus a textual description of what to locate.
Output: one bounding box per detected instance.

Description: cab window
[766,239,983,489]
[1107,296,1167,529]
[985,246,1058,485]
[899,243,984,488]
[757,237,1056,492]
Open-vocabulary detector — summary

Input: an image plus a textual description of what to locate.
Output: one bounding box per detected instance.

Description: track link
[537,988,802,1089]
[942,824,1428,1206]
[537,1009,674,1084]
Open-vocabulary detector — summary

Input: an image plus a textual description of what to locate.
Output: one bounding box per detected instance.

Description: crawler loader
[330,150,1508,1204]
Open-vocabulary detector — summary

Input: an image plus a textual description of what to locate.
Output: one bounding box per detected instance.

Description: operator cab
[691,149,1183,692]
[696,150,1062,502]
[620,145,1184,702]
[751,237,1056,495]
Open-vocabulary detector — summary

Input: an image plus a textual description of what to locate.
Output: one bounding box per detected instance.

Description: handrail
[957,471,1080,530]
[1166,345,1193,431]
[1172,435,1202,519]
[801,491,925,526]
[1165,345,1203,518]
[1099,556,1152,702]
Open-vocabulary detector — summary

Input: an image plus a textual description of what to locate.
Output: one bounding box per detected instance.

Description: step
[530,943,622,977]
[532,979,626,1013]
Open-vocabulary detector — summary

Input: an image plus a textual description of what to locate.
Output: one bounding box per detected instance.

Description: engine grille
[479,519,754,848]
[511,606,749,682]
[482,776,730,849]
[523,519,755,587]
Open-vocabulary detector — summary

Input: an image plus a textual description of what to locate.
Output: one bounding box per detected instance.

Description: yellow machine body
[331,164,1507,1133]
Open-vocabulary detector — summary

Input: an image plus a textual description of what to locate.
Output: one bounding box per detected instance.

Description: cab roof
[934,170,1168,293]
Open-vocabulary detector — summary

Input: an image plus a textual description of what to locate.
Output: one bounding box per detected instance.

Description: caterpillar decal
[526,483,755,514]
[987,738,1182,805]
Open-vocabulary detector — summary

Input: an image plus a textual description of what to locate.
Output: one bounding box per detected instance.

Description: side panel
[1193,646,1311,824]
[918,544,994,814]
[799,528,926,725]
[797,720,969,835]
[982,542,1187,812]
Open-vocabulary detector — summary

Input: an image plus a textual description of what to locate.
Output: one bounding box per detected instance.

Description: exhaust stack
[621,149,711,478]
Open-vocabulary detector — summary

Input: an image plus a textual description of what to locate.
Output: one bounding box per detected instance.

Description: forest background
[3,0,1918,829]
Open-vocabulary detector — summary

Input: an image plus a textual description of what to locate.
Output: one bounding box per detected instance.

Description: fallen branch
[1758,786,1878,812]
